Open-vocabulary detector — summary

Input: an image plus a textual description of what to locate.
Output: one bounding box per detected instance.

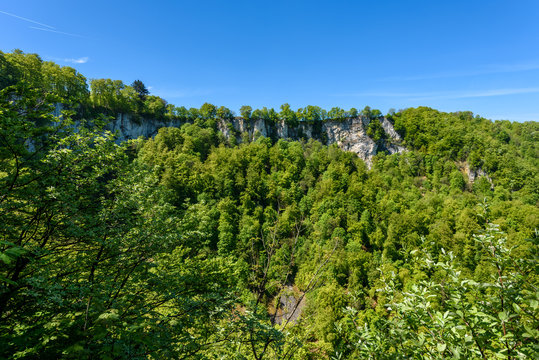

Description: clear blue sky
[1,0,539,122]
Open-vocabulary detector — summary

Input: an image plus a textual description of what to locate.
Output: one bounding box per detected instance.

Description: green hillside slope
[1,50,537,359]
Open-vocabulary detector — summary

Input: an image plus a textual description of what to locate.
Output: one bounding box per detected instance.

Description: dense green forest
[1,50,537,359]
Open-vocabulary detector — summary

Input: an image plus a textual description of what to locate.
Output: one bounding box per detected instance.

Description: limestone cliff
[106,114,405,166]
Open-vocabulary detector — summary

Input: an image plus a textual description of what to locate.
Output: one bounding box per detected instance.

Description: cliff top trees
[280,103,298,127]
[131,79,149,100]
[0,50,88,104]
[240,105,252,120]
[90,78,126,110]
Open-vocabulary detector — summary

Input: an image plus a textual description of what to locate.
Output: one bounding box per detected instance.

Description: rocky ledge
[106,114,405,166]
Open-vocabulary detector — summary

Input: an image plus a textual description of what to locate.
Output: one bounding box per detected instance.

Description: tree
[300,105,326,122]
[337,225,539,359]
[366,117,387,141]
[240,105,252,120]
[0,50,19,89]
[255,107,279,124]
[0,83,236,359]
[217,105,235,121]
[42,61,89,103]
[360,105,372,119]
[328,107,345,121]
[90,78,125,111]
[131,79,149,100]
[199,102,217,120]
[143,95,167,119]
[279,103,298,127]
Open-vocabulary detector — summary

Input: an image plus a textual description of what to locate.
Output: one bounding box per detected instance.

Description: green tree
[143,95,167,119]
[280,103,298,127]
[0,84,236,359]
[131,79,149,100]
[240,105,252,120]
[338,226,538,359]
[0,50,19,89]
[199,102,217,119]
[217,105,235,121]
[90,78,125,111]
[328,107,346,121]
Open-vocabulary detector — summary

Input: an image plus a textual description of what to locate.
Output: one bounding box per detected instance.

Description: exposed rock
[270,286,306,325]
[104,113,405,166]
[106,113,183,141]
[320,117,404,166]
[252,119,269,138]
[323,118,378,164]
[463,163,493,185]
[380,117,401,140]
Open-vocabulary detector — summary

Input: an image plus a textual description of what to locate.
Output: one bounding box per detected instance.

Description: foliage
[0,83,236,359]
[336,224,538,359]
[1,51,538,359]
[131,80,149,100]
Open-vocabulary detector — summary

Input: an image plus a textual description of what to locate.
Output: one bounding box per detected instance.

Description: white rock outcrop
[106,114,405,166]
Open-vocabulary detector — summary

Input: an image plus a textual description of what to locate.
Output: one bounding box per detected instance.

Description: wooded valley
[1,50,537,359]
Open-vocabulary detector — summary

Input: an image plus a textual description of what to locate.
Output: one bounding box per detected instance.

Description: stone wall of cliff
[105,114,405,165]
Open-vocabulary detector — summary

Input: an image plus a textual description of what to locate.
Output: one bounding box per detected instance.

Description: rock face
[320,118,405,165]
[269,286,306,325]
[106,114,405,166]
[463,163,493,185]
[106,113,183,141]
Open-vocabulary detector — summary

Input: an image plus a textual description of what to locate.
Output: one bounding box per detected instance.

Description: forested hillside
[1,50,537,359]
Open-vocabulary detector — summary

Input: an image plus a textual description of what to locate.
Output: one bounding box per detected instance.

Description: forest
[1,50,538,359]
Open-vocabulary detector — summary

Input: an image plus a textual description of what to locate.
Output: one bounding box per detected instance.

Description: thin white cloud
[382,62,539,81]
[29,26,85,38]
[46,56,89,65]
[63,57,89,64]
[0,9,55,29]
[336,87,539,100]
[0,9,86,38]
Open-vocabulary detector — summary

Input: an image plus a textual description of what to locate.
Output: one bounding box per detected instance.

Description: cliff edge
[106,114,405,166]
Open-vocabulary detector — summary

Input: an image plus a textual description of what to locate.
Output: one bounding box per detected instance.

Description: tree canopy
[1,50,538,359]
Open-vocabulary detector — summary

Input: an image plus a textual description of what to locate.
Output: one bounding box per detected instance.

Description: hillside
[1,50,538,359]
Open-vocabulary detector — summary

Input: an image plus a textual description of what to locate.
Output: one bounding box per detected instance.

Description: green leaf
[0,253,12,264]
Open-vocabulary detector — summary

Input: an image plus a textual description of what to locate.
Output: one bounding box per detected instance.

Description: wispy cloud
[0,10,86,38]
[29,26,85,38]
[336,87,539,101]
[382,62,539,81]
[46,56,89,65]
[0,9,55,29]
[64,57,89,64]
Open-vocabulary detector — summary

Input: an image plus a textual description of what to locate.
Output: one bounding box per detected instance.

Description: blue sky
[1,0,539,122]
